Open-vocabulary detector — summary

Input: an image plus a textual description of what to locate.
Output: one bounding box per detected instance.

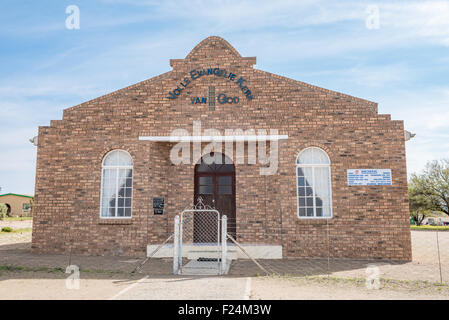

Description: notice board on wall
[153,197,164,215]
[347,169,392,186]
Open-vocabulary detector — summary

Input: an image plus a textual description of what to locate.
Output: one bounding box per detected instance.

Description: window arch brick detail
[100,150,134,219]
[296,147,333,219]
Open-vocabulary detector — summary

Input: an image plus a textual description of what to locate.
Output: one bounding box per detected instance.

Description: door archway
[194,152,236,241]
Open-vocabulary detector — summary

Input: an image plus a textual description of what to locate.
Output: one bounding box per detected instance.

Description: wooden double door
[194,153,236,242]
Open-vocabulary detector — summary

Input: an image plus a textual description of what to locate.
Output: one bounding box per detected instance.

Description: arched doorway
[194,152,236,241]
[5,204,11,217]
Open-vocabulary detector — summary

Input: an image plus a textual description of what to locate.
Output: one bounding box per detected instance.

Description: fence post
[436,228,443,283]
[178,214,183,271]
[173,215,179,275]
[221,215,227,274]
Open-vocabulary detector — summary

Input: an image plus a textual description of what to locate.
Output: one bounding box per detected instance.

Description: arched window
[296,147,332,218]
[100,150,133,218]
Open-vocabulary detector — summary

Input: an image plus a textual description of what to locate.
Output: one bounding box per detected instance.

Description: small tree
[0,203,7,220]
[30,198,34,216]
[411,159,449,217]
[408,187,431,226]
[408,184,431,225]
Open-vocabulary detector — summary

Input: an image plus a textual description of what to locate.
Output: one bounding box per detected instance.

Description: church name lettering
[167,68,254,101]
[191,93,239,105]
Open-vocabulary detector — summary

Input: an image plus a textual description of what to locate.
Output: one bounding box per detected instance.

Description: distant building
[0,193,34,217]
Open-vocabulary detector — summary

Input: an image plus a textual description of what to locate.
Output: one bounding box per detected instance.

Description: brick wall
[32,36,411,260]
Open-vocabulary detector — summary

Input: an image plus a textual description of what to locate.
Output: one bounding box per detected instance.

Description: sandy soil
[0,229,31,252]
[1,226,449,300]
[0,271,142,300]
[249,276,449,300]
[1,272,448,300]
[0,219,32,230]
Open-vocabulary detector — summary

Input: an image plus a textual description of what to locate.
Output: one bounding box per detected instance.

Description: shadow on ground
[229,258,407,277]
[0,241,410,281]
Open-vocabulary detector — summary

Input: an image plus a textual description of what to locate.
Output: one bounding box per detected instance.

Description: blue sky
[1,0,449,195]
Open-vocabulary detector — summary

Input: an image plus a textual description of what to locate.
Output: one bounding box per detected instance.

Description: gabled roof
[169,36,256,67]
[187,36,242,59]
[59,36,378,118]
[0,193,34,199]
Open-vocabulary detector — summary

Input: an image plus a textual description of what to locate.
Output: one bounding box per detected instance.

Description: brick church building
[32,36,412,260]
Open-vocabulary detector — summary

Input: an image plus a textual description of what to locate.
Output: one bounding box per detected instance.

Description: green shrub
[411,225,449,231]
[1,227,12,233]
[0,204,7,220]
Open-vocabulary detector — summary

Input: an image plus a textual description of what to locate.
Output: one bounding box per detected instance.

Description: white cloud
[380,1,449,46]
[0,128,38,147]
[378,87,449,176]
[0,146,37,195]
[1,0,449,192]
[391,88,449,130]
[96,0,449,48]
[341,64,410,87]
[0,81,100,99]
[425,112,449,130]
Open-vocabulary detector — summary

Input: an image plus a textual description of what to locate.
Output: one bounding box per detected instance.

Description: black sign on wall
[153,197,164,215]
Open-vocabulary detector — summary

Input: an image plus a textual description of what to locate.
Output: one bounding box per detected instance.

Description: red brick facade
[32,36,412,260]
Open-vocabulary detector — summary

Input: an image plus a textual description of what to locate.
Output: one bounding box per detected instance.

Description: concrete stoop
[180,259,232,276]
[150,242,282,276]
[187,249,238,260]
[147,243,282,259]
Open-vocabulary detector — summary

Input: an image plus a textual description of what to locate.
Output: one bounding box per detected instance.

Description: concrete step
[187,249,238,260]
[147,243,282,259]
[180,260,231,275]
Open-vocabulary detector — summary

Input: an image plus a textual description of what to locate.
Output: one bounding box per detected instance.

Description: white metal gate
[173,197,227,275]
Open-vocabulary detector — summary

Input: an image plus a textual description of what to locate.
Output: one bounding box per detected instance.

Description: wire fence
[142,216,449,289]
[228,225,449,287]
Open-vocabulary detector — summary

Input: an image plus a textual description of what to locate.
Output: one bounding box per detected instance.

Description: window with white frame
[100,150,133,218]
[296,147,332,218]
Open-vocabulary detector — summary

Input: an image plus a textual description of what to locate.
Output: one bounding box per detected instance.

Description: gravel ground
[0,230,31,251]
[1,271,447,300]
[113,276,250,300]
[1,226,449,299]
[230,230,449,284]
[248,276,449,300]
[0,271,142,300]
[0,219,32,230]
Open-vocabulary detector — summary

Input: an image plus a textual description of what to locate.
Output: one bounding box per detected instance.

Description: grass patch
[0,265,64,273]
[81,268,124,275]
[0,264,125,276]
[1,217,32,221]
[411,225,449,231]
[0,227,32,234]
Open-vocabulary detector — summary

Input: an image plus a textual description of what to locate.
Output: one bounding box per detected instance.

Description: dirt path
[0,229,31,252]
[1,228,449,299]
[249,277,449,300]
[0,271,141,300]
[1,272,448,300]
[112,276,250,300]
[0,219,32,230]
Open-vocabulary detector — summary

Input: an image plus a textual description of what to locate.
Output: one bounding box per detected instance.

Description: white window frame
[296,147,333,219]
[99,150,133,219]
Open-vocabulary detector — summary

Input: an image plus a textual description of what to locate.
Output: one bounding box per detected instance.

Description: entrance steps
[187,249,238,260]
[147,243,282,259]
[182,247,235,275]
[180,259,232,276]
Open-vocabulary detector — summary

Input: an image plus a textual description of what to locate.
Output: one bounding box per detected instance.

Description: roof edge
[254,69,378,108]
[62,71,172,116]
[170,36,256,67]
[186,36,241,59]
[0,193,34,199]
